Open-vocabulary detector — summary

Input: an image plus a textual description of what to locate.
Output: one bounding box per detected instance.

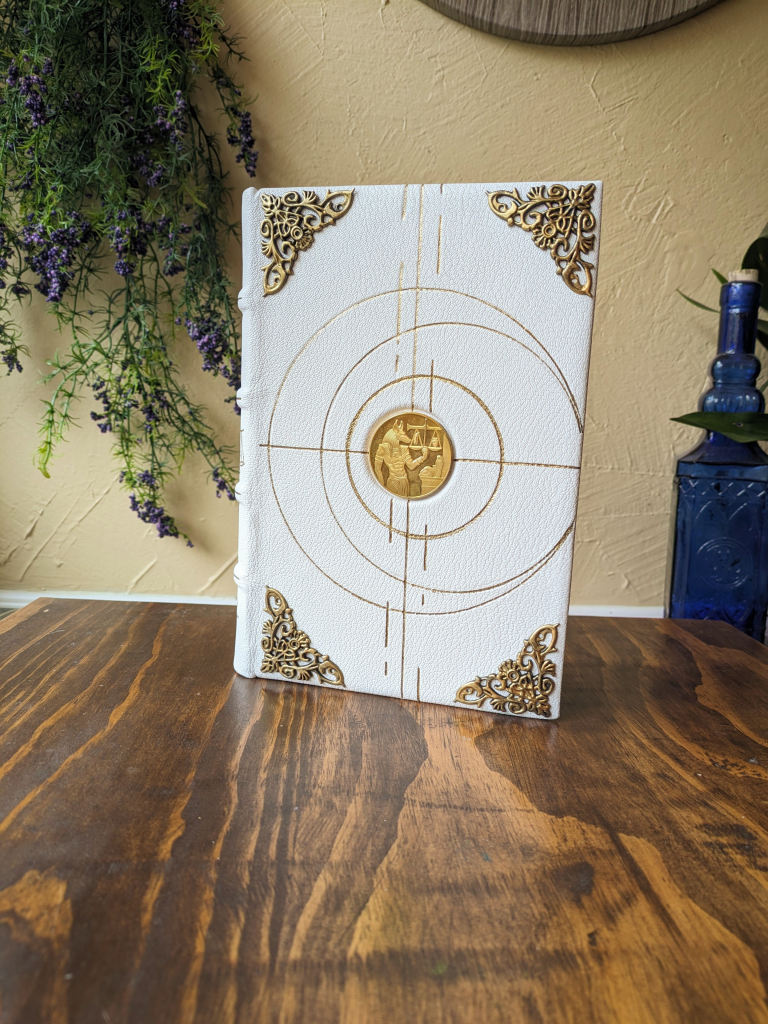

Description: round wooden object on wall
[417,0,725,46]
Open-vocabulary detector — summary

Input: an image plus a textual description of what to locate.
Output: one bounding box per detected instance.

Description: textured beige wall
[2,0,767,605]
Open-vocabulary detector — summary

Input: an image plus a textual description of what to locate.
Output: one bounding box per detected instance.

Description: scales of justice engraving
[369,413,453,499]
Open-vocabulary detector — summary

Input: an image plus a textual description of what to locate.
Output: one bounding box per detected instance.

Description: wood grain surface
[1,598,767,1023]
[417,0,725,46]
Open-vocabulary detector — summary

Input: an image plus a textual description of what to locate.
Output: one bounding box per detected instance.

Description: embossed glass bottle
[669,271,768,641]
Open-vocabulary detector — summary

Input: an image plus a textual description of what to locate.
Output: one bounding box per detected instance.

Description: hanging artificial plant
[0,0,257,543]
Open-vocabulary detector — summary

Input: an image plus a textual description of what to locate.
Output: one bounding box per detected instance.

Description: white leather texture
[235,182,602,718]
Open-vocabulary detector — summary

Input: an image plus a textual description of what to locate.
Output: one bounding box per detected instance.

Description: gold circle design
[265,287,581,613]
[340,374,504,541]
[367,410,453,501]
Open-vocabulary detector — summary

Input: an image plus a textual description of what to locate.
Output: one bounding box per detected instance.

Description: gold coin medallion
[369,412,453,500]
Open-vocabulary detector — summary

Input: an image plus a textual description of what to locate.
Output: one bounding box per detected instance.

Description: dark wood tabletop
[1,599,767,1024]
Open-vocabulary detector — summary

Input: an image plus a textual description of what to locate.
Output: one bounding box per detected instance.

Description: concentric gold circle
[266,287,581,613]
[345,374,504,540]
[368,410,453,500]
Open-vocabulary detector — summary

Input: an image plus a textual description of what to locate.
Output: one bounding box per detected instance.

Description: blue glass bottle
[669,271,768,641]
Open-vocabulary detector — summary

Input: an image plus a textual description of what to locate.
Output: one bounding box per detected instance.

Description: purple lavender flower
[6,58,54,128]
[2,350,23,374]
[163,0,202,48]
[163,255,185,276]
[129,493,180,539]
[212,467,236,500]
[11,171,33,192]
[0,224,11,282]
[108,210,156,275]
[154,90,188,152]
[1,328,23,374]
[226,108,258,177]
[90,378,113,432]
[141,390,170,433]
[22,212,92,303]
[185,311,241,392]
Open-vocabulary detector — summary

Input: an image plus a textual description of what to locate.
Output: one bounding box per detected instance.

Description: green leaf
[710,268,727,284]
[742,236,768,292]
[671,411,768,443]
[676,289,718,313]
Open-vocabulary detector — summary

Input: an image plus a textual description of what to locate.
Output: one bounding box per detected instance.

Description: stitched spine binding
[233,188,261,677]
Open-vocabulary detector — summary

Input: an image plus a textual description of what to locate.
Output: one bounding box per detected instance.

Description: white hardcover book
[234,182,602,718]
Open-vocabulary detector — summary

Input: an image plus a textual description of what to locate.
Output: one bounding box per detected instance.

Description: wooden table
[1,599,767,1024]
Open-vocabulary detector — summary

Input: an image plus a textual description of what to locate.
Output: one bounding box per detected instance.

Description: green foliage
[671,412,768,444]
[742,232,768,293]
[676,290,718,314]
[679,251,768,350]
[0,0,258,541]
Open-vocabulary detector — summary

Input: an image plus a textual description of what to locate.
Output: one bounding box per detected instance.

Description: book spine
[233,187,261,678]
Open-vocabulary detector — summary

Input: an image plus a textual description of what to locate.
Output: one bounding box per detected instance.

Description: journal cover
[234,182,602,718]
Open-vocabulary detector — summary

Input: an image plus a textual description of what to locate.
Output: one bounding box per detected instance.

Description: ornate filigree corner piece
[454,624,559,717]
[260,189,354,296]
[488,184,596,297]
[261,586,345,687]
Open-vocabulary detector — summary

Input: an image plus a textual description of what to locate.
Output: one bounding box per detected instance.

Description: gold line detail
[455,624,558,717]
[264,287,583,616]
[436,215,442,274]
[402,185,408,221]
[269,409,574,611]
[261,587,345,687]
[276,334,573,598]
[335,314,581,432]
[345,372,504,541]
[388,499,393,543]
[385,601,390,647]
[268,286,582,434]
[423,525,428,571]
[396,263,403,341]
[429,359,434,413]
[262,444,367,455]
[385,662,388,676]
[411,185,424,411]
[261,445,577,470]
[455,458,580,470]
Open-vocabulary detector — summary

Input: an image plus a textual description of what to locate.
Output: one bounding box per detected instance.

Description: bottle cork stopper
[728,269,760,282]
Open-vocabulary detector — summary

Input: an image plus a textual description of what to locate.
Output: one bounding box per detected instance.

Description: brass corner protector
[261,586,345,687]
[455,624,559,717]
[260,189,354,295]
[488,184,596,297]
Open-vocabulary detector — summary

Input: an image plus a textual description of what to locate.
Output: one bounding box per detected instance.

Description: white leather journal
[234,182,602,718]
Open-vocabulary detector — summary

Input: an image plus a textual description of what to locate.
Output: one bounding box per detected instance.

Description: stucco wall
[2,0,767,606]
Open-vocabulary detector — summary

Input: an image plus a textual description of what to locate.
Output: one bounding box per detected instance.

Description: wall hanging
[417,0,725,46]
